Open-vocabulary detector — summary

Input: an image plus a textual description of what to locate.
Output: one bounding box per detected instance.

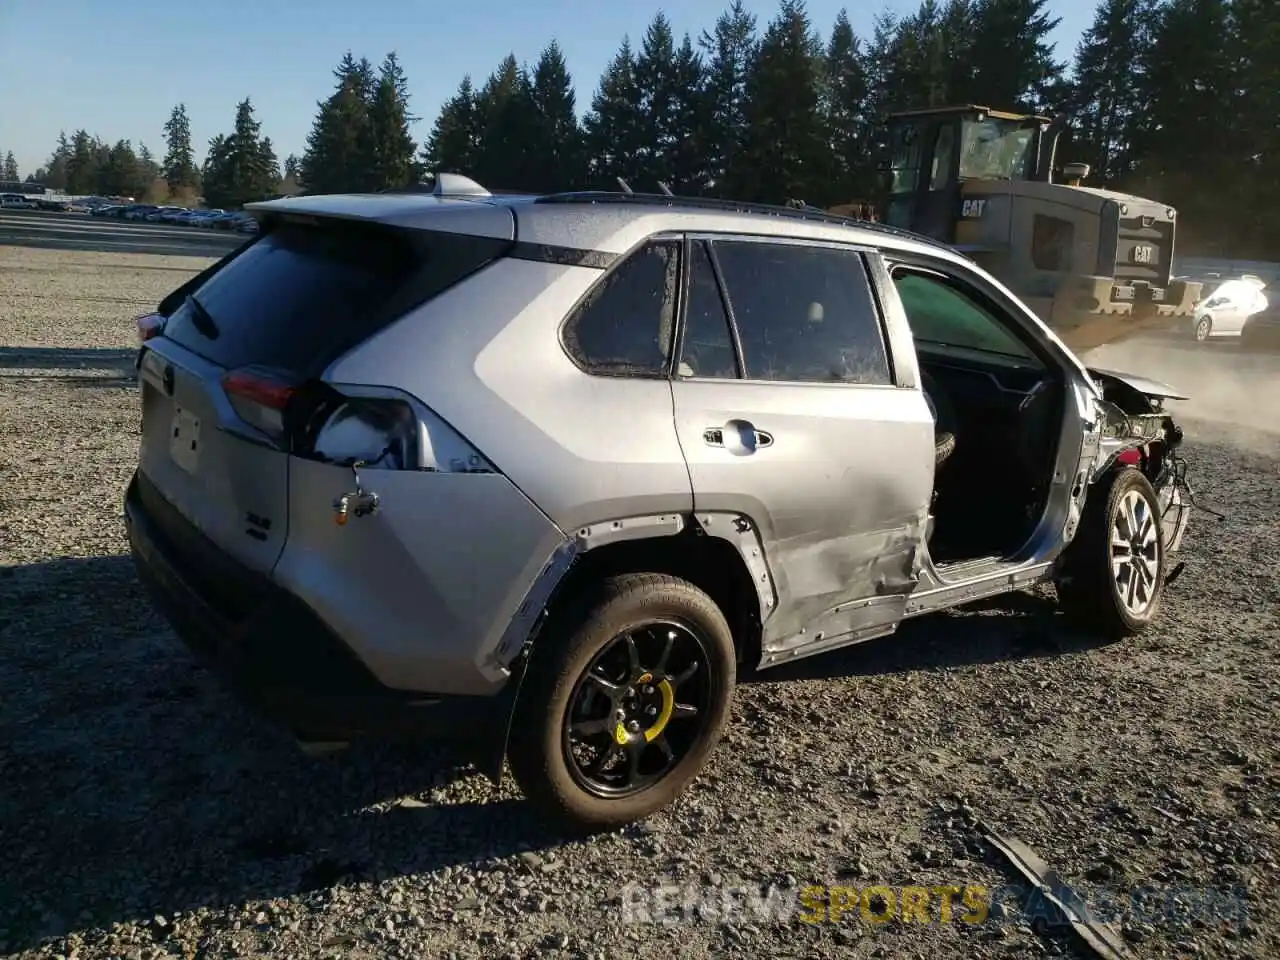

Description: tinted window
[678,241,738,379]
[929,124,956,190]
[711,241,891,385]
[162,222,502,376]
[893,270,1036,360]
[563,240,680,377]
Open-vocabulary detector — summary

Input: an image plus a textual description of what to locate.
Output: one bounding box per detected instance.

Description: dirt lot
[1,245,1277,960]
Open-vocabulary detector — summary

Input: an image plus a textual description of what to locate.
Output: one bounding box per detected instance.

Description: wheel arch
[543,514,771,669]
[482,511,774,785]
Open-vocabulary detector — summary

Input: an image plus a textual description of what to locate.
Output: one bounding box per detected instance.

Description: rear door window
[677,240,739,379]
[710,240,892,385]
[162,221,504,376]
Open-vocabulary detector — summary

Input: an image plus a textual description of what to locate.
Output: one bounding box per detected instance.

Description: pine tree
[634,14,681,189]
[203,98,278,208]
[301,52,376,194]
[368,52,421,190]
[1131,0,1235,252]
[97,140,139,198]
[474,54,538,190]
[1232,0,1280,255]
[822,10,871,204]
[135,143,162,201]
[1069,0,1157,186]
[967,0,1064,111]
[202,134,232,206]
[43,132,72,191]
[860,13,899,172]
[422,76,483,175]
[583,38,647,188]
[2,152,18,182]
[699,0,758,196]
[162,104,200,196]
[669,35,711,192]
[526,42,586,192]
[739,0,829,205]
[65,130,99,195]
[281,153,302,194]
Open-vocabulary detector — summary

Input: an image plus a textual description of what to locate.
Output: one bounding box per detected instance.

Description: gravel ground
[1,245,1277,960]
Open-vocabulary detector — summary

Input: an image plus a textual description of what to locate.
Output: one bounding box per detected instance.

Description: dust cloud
[1082,335,1280,456]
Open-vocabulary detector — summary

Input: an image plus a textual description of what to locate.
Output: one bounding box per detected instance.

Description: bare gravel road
[1,242,1277,960]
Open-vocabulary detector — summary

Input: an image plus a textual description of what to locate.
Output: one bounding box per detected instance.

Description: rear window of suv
[162,220,506,376]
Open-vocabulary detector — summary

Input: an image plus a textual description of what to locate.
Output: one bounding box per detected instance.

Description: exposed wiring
[1167,453,1226,520]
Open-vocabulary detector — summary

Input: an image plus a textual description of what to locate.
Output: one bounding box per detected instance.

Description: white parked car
[1192,276,1268,341]
[0,193,38,209]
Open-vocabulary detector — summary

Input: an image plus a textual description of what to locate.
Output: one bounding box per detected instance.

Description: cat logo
[961,199,987,219]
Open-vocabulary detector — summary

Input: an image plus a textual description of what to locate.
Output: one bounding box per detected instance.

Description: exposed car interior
[890,265,1066,566]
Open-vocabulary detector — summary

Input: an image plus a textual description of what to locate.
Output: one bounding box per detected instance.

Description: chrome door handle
[705,419,772,456]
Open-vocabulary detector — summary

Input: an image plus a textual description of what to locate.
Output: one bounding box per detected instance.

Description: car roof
[247,185,955,262]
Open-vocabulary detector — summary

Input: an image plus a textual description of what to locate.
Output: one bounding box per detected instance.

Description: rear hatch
[136,209,514,587]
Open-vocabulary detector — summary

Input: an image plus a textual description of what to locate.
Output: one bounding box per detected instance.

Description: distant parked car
[125,205,160,221]
[191,209,225,227]
[0,193,37,209]
[149,206,186,223]
[1191,276,1268,341]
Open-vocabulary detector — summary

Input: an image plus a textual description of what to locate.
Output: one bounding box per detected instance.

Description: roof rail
[533,191,952,251]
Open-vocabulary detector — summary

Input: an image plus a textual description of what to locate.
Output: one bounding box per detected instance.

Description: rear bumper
[123,469,513,746]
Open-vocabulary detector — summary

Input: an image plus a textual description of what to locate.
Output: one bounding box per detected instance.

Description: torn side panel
[694,512,777,621]
[757,509,929,661]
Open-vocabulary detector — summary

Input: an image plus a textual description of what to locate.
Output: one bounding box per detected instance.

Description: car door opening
[891,265,1066,566]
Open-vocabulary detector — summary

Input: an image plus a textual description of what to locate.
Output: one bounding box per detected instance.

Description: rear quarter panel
[323,257,696,532]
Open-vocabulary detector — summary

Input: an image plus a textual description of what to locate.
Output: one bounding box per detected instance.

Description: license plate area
[170,406,202,473]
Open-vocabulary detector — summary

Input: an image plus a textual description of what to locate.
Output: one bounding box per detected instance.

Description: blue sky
[0,0,1094,179]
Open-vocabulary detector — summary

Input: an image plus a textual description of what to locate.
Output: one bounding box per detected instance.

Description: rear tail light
[135,312,165,344]
[298,388,495,473]
[221,366,301,442]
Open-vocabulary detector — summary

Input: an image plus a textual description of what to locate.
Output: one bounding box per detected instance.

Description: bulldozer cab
[881,105,1052,242]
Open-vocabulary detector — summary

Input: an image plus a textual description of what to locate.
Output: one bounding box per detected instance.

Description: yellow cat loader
[830,105,1202,353]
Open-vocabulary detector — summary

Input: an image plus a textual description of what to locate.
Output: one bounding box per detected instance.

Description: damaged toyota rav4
[125,178,1194,832]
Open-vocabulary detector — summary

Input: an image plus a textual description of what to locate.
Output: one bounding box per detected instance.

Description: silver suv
[125,175,1193,832]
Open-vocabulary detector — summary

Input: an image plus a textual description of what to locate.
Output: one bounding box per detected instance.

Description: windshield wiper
[185,294,220,340]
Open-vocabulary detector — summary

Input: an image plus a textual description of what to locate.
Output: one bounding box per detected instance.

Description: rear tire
[1055,467,1166,639]
[507,573,736,834]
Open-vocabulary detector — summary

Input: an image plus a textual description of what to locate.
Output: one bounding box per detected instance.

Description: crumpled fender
[1087,367,1187,403]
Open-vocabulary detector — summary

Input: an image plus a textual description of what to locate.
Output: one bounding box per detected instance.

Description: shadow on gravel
[0,347,139,390]
[0,555,566,952]
[749,590,1114,685]
[0,346,138,373]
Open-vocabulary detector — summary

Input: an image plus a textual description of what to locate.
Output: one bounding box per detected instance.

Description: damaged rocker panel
[753,514,928,667]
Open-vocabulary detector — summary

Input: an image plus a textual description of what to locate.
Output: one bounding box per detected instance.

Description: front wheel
[507,573,736,833]
[1194,315,1212,341]
[1055,467,1166,639]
